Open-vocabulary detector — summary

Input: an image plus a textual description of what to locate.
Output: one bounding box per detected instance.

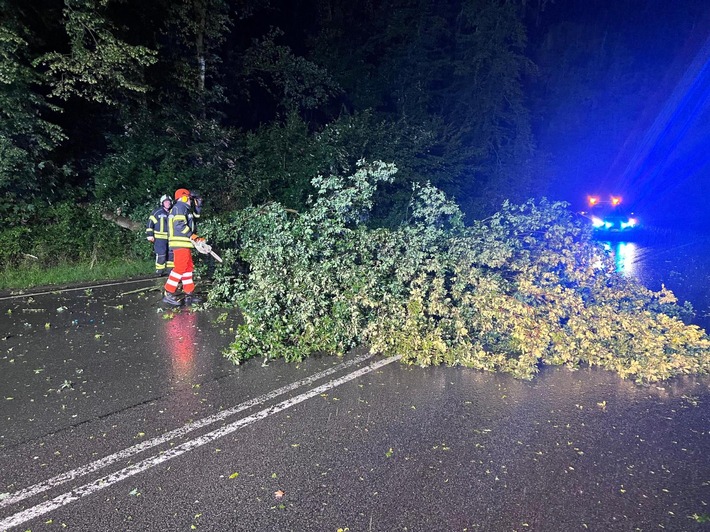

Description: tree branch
[101,211,142,232]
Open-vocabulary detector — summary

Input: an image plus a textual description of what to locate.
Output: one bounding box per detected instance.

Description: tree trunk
[101,211,142,232]
[196,0,207,118]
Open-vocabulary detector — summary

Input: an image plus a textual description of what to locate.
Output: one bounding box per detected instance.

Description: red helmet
[174,188,190,201]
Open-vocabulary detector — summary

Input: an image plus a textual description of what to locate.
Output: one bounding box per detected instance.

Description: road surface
[1,276,709,531]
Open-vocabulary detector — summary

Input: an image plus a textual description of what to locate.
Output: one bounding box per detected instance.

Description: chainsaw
[192,239,223,263]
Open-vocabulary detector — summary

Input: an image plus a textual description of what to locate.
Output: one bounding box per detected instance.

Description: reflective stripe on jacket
[168,200,196,249]
[146,207,170,239]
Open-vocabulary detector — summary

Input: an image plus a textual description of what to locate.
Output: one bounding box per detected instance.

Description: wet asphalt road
[604,228,710,332]
[1,271,710,531]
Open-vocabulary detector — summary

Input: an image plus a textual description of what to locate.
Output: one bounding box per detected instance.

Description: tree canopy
[2,0,704,228]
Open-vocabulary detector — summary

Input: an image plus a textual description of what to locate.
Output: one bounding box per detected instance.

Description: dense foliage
[4,0,703,247]
[0,200,146,269]
[0,5,65,221]
[2,1,708,382]
[203,161,710,382]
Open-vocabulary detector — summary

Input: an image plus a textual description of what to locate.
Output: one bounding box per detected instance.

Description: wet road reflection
[163,311,197,382]
[0,282,240,449]
[602,241,639,276]
[597,229,710,331]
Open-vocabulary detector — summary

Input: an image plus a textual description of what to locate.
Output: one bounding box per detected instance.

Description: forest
[3,0,710,379]
[3,0,707,262]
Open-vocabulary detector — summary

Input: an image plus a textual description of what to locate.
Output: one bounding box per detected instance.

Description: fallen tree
[202,161,710,382]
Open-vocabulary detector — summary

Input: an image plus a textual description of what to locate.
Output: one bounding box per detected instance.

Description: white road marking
[0,278,156,301]
[0,355,400,531]
[0,352,374,509]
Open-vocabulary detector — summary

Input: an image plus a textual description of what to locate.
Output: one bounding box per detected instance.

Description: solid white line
[0,352,374,510]
[0,355,400,531]
[0,278,156,301]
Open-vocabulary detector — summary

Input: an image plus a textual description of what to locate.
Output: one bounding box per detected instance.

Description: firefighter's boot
[184,294,203,306]
[162,291,182,307]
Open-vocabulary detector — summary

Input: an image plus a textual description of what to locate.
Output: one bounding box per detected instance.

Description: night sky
[534,1,710,227]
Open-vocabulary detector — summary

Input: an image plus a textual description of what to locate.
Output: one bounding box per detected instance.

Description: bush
[0,201,140,268]
[0,225,33,268]
[204,160,710,382]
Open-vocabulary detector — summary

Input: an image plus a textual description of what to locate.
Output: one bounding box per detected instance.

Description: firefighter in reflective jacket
[146,194,174,276]
[162,188,205,306]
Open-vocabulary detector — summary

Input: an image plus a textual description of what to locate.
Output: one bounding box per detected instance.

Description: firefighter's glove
[147,236,155,242]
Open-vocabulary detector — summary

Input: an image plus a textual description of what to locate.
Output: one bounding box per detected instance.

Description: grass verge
[0,259,153,291]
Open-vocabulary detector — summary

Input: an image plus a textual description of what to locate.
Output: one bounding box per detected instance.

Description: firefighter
[190,190,203,228]
[162,188,206,307]
[146,194,174,276]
